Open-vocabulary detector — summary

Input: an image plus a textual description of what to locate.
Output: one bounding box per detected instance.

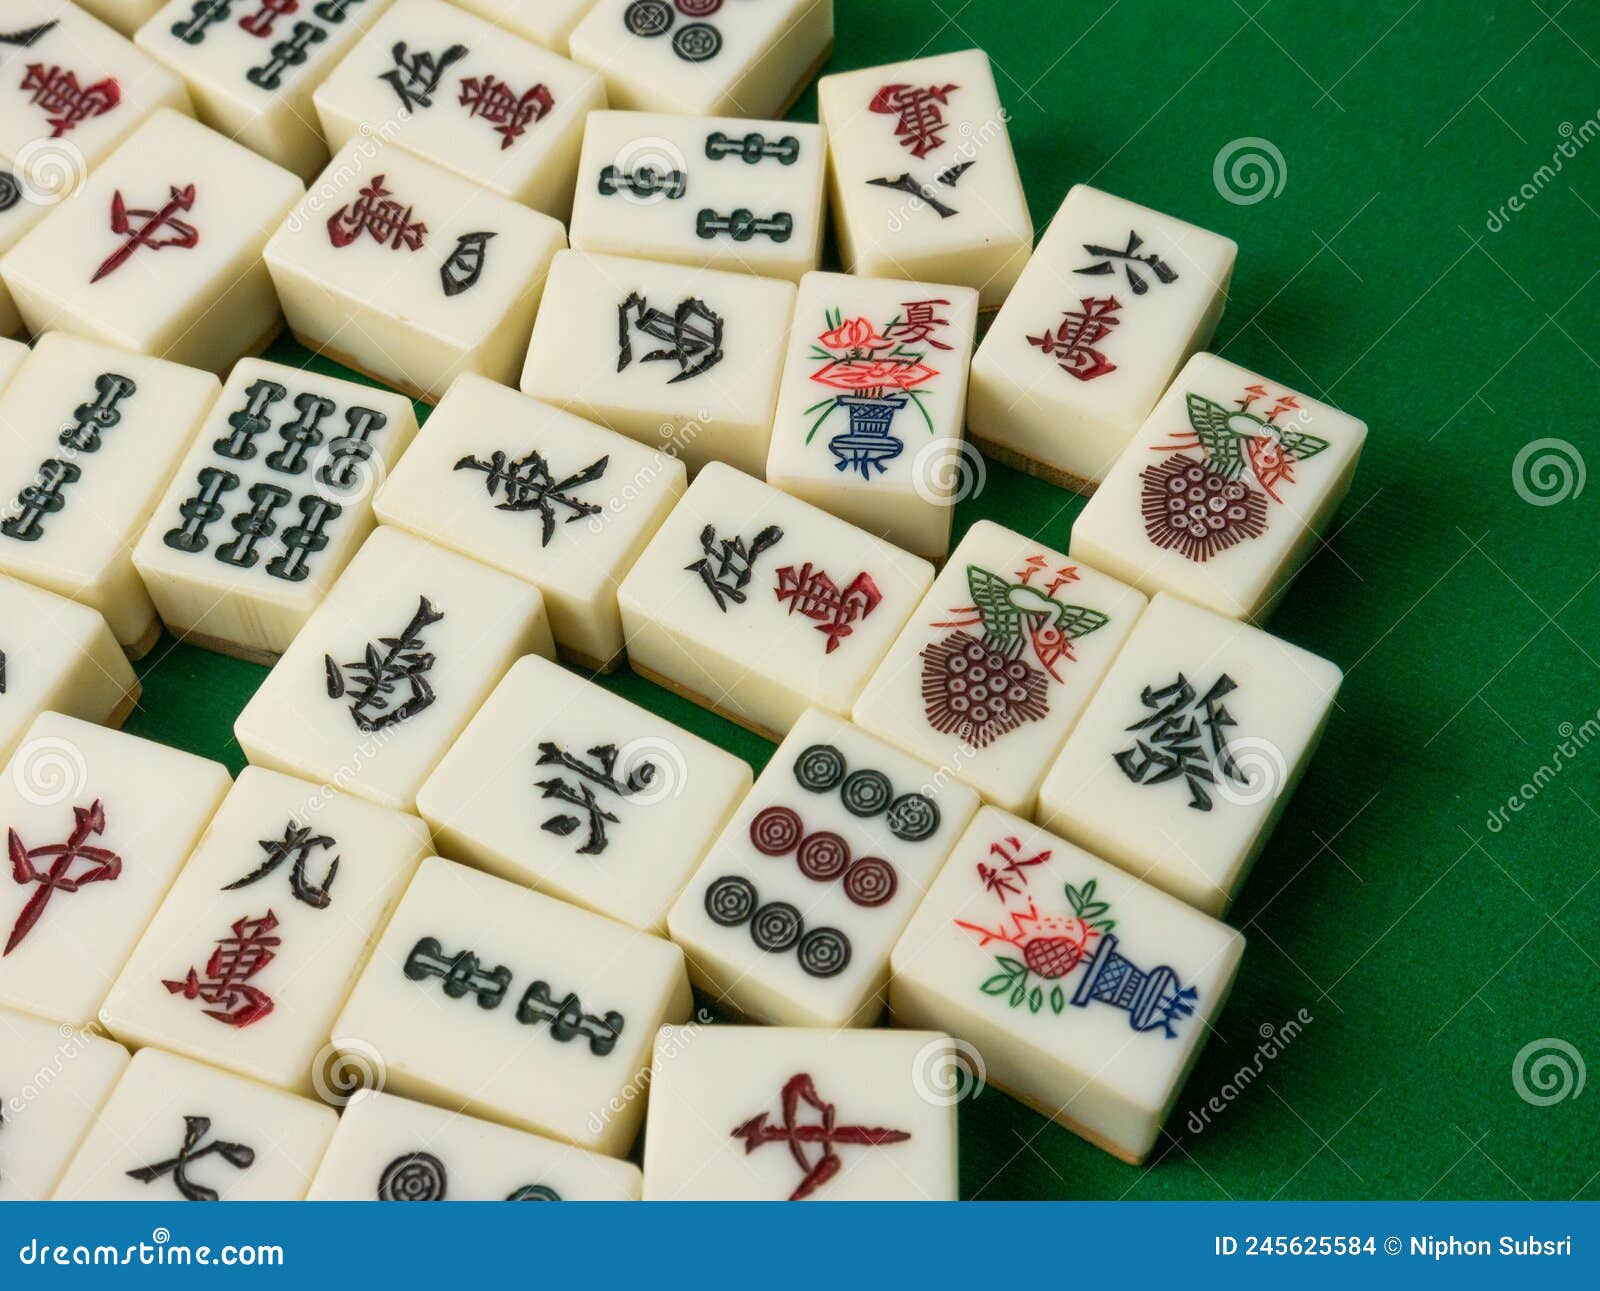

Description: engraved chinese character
[1026,295,1122,382]
[1114,674,1248,811]
[162,912,282,1027]
[687,524,783,611]
[617,292,724,382]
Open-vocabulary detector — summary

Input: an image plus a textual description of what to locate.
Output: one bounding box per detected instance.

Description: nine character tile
[617,461,934,740]
[568,109,826,283]
[853,520,1148,817]
[816,48,1032,310]
[233,525,555,813]
[265,137,566,400]
[667,707,978,1027]
[520,248,796,477]
[890,804,1246,1163]
[417,653,751,934]
[765,270,979,559]
[373,372,683,670]
[332,854,693,1156]
[1037,592,1342,915]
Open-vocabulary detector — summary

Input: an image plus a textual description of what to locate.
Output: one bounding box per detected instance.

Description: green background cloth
[123,0,1599,1199]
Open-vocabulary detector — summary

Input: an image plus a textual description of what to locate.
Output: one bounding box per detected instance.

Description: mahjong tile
[0,712,231,1027]
[568,0,832,120]
[100,767,429,1093]
[332,855,692,1155]
[451,0,598,56]
[72,2,166,39]
[667,708,978,1027]
[852,522,1147,817]
[0,0,191,176]
[1070,352,1369,621]
[52,1047,336,1199]
[314,0,606,218]
[0,169,54,337]
[234,526,554,812]
[417,653,750,933]
[0,332,221,655]
[568,109,825,283]
[816,49,1032,311]
[967,184,1238,493]
[889,804,1245,1163]
[1036,592,1342,915]
[137,0,397,182]
[0,576,141,769]
[265,138,565,401]
[131,358,419,665]
[306,1089,642,1199]
[643,1024,957,1200]
[617,462,933,740]
[765,271,978,559]
[0,109,304,374]
[0,1006,129,1200]
[0,335,25,382]
[372,375,681,670]
[519,250,795,478]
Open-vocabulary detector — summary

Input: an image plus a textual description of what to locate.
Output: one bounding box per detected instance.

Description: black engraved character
[440,231,495,297]
[515,980,624,1056]
[379,40,469,111]
[1075,230,1178,295]
[1114,673,1248,811]
[169,3,230,45]
[686,524,783,611]
[324,596,444,732]
[62,374,138,452]
[866,159,973,220]
[265,393,337,475]
[269,495,340,583]
[164,467,240,555]
[221,820,340,909]
[704,131,800,164]
[0,172,20,212]
[214,378,285,460]
[214,482,292,569]
[534,741,659,856]
[403,936,511,1008]
[126,1116,255,1202]
[452,450,607,547]
[695,208,792,242]
[317,405,387,494]
[378,1151,446,1200]
[597,164,685,200]
[2,461,81,543]
[617,292,723,382]
[247,21,327,92]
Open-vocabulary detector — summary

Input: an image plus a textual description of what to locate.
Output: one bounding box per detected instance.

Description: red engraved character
[1027,296,1122,382]
[91,185,199,283]
[868,82,959,158]
[326,175,428,251]
[163,911,282,1028]
[774,564,883,654]
[458,76,554,150]
[5,800,121,957]
[732,1073,911,1200]
[20,64,120,138]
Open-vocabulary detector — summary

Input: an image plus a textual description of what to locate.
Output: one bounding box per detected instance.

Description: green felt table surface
[119,0,1599,1201]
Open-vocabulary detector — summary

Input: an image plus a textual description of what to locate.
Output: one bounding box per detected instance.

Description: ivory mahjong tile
[0,0,191,176]
[852,521,1147,817]
[233,525,555,813]
[450,0,599,57]
[0,109,303,374]
[331,855,693,1156]
[1070,352,1369,621]
[889,805,1245,1164]
[52,1047,337,1200]
[416,653,751,934]
[0,575,141,768]
[568,0,833,120]
[1036,592,1342,915]
[0,335,26,382]
[967,184,1237,493]
[71,2,167,39]
[0,332,221,655]
[519,249,796,478]
[0,174,52,338]
[643,1025,958,1200]
[764,271,979,559]
[616,462,933,740]
[131,358,419,665]
[314,0,606,218]
[306,1090,642,1200]
[373,374,683,670]
[0,712,231,1028]
[816,49,1032,311]
[666,708,978,1027]
[137,0,396,181]
[568,110,825,283]
[265,138,566,401]
[0,1006,130,1201]
[100,766,430,1093]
